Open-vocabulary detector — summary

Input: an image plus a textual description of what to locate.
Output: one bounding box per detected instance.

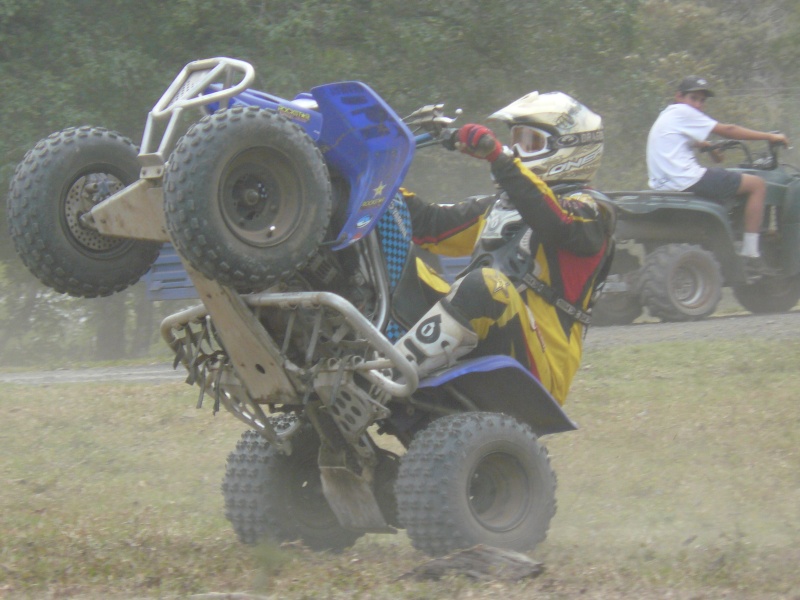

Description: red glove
[456,124,503,162]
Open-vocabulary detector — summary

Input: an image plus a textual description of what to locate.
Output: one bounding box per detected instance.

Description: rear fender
[605,191,733,227]
[419,356,578,437]
[205,85,324,141]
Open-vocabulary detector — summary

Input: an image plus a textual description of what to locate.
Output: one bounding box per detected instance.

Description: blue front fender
[419,355,578,437]
[311,81,415,249]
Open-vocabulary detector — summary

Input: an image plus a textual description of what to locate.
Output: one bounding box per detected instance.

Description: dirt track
[585,309,800,349]
[1,311,797,386]
[3,310,798,600]
[0,362,185,385]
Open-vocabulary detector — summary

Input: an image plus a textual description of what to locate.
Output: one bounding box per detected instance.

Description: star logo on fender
[489,273,511,297]
[372,182,386,197]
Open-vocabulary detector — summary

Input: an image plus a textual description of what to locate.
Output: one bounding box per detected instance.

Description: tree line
[1,0,798,365]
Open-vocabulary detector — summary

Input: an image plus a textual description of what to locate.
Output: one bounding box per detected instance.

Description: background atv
[593,140,800,324]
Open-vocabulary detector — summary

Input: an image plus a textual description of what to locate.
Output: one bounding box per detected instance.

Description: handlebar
[698,134,789,171]
[414,128,459,151]
[404,104,462,149]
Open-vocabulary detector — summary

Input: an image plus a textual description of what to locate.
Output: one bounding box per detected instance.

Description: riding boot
[394,299,478,380]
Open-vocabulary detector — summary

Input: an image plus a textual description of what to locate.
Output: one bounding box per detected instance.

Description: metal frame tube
[161,290,419,398]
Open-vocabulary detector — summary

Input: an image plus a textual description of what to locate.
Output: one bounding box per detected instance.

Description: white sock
[740,233,760,258]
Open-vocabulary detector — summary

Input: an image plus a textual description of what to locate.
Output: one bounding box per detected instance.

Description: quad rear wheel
[6,126,161,297]
[733,272,800,313]
[164,107,332,292]
[395,412,556,556]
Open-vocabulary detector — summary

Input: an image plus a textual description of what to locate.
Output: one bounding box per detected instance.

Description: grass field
[1,337,799,599]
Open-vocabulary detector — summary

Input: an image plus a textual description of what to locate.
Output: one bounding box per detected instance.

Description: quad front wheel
[6,127,161,297]
[164,107,332,292]
[395,412,556,556]
[639,243,722,321]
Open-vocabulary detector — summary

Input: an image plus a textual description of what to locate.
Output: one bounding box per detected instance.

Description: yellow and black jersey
[399,154,613,404]
[402,191,495,257]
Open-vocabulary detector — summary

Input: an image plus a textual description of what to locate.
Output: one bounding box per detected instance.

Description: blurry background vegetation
[1,0,799,366]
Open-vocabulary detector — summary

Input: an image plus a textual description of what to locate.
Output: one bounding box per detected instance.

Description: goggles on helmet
[511,125,552,159]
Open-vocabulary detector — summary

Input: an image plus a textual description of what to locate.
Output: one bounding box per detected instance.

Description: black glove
[456,124,503,162]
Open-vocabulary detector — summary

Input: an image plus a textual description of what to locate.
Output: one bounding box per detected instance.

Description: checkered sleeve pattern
[376,194,413,341]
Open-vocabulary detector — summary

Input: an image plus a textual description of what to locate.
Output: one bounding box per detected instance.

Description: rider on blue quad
[393,91,615,405]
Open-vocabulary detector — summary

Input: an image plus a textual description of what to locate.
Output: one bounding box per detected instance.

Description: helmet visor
[511,125,551,158]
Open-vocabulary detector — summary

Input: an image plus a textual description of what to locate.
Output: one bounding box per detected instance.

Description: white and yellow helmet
[489,91,604,183]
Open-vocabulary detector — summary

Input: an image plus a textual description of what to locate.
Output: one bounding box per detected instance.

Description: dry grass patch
[1,339,799,599]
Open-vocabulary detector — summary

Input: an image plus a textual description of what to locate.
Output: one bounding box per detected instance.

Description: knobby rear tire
[395,412,556,557]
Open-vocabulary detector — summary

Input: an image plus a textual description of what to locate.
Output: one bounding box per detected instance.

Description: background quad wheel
[733,272,800,314]
[164,106,333,293]
[221,421,363,552]
[395,412,557,557]
[591,248,644,326]
[6,126,161,297]
[639,243,723,322]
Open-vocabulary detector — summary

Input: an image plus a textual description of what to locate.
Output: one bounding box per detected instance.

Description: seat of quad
[605,190,703,206]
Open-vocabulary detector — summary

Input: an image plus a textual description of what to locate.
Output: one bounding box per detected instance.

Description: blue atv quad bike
[593,140,800,324]
[7,57,582,556]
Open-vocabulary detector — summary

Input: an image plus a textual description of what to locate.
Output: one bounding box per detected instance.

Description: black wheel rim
[467,451,530,533]
[219,148,305,248]
[62,172,128,254]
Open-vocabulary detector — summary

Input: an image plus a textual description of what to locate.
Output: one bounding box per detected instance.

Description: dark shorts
[685,167,742,204]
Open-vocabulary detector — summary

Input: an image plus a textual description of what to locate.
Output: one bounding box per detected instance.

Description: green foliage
[1,0,799,361]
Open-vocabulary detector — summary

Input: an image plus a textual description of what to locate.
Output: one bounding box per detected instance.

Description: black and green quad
[593,140,800,324]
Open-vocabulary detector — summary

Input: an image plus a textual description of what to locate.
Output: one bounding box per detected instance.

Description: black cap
[677,75,714,97]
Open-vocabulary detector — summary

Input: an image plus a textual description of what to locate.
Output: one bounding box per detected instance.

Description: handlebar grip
[441,128,459,151]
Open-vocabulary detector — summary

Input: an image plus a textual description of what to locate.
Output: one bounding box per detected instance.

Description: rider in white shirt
[648,101,717,192]
[646,76,789,275]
